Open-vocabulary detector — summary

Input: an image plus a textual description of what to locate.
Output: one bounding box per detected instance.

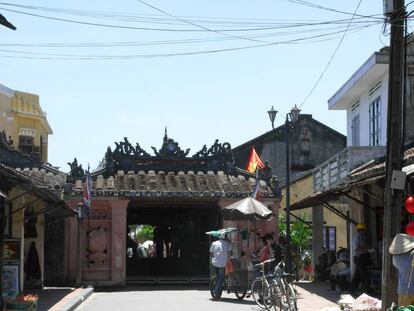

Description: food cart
[207,197,274,301]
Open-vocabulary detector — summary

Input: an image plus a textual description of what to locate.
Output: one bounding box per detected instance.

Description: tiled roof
[69,170,276,199]
[0,163,68,206]
[350,146,414,182]
[14,166,67,190]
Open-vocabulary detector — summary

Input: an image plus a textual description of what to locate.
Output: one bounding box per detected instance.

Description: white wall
[346,74,389,147]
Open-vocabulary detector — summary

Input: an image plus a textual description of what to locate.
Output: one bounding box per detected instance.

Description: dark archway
[126,200,220,284]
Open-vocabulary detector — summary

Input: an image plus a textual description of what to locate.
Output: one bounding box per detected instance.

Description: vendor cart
[207,197,274,301]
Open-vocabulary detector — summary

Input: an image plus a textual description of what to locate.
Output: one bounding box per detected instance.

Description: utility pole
[285,117,292,275]
[0,196,5,311]
[382,0,406,309]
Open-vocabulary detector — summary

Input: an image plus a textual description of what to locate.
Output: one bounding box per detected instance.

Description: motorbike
[328,247,350,291]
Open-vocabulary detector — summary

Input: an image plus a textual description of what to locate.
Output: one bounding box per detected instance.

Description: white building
[328,50,389,147]
[328,36,414,149]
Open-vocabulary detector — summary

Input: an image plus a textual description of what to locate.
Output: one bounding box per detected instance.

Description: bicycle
[263,264,297,311]
[250,258,276,309]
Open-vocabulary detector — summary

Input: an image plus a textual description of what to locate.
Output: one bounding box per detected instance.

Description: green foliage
[278,213,312,272]
[136,224,154,242]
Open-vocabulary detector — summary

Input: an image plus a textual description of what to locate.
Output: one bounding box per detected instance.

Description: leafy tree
[278,213,312,278]
[136,224,154,243]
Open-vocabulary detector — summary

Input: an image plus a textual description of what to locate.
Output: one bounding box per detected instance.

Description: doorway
[126,201,220,283]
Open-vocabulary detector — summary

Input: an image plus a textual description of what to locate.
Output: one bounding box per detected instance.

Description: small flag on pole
[246,147,265,173]
[83,165,92,217]
[252,170,262,201]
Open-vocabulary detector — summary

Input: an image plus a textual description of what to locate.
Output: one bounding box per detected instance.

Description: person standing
[350,223,371,294]
[210,234,230,300]
[389,233,414,306]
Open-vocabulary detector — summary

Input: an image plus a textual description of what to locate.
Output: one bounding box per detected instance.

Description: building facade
[233,114,347,181]
[63,134,280,286]
[289,36,414,297]
[0,83,52,162]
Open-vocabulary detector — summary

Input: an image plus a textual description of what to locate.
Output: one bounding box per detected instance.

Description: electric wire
[0,22,380,48]
[0,23,377,60]
[298,0,364,109]
[287,0,382,20]
[0,2,383,27]
[0,4,382,32]
[135,0,267,44]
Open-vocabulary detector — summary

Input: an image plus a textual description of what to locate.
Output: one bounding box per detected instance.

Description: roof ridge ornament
[89,134,235,176]
[151,135,190,158]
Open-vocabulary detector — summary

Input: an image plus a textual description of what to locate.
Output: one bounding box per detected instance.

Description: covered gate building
[63,133,280,286]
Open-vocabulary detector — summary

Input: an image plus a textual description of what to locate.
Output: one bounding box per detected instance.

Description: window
[322,226,336,251]
[351,115,360,146]
[18,135,33,154]
[369,96,381,146]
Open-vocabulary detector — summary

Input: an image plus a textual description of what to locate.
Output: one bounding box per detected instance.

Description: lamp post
[267,105,301,274]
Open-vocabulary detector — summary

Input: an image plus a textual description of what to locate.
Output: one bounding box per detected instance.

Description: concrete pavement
[75,282,341,311]
[25,281,341,311]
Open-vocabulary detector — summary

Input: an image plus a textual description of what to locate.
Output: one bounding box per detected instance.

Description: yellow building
[0,83,52,162]
[279,171,349,254]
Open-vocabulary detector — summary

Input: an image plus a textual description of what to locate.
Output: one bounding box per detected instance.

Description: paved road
[76,282,340,311]
[76,287,258,311]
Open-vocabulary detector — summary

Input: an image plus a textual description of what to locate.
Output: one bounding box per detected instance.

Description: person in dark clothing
[350,223,371,294]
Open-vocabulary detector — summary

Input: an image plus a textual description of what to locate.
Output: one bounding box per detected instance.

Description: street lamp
[267,105,301,274]
[267,106,278,130]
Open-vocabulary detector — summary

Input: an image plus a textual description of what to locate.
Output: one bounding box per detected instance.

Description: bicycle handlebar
[254,258,275,267]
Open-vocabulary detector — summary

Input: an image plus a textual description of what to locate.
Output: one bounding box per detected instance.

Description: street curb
[54,287,94,311]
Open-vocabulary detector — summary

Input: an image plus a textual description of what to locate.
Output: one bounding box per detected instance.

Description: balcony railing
[313,146,385,192]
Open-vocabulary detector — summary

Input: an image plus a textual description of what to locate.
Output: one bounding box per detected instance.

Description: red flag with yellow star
[246,147,265,173]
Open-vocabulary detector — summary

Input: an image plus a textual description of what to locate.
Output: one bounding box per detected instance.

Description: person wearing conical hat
[389,233,414,306]
[350,223,371,294]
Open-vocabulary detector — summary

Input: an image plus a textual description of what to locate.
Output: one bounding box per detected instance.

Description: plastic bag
[225,257,234,275]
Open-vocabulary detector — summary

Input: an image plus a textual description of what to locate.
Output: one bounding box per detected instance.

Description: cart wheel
[235,290,247,300]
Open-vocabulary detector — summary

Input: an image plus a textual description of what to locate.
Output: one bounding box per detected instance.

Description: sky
[0,0,403,172]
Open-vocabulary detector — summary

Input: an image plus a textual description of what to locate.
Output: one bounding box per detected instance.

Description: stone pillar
[312,204,324,268]
[110,200,129,285]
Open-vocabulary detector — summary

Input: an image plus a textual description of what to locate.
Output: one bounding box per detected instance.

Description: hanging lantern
[406,196,414,214]
[406,221,414,236]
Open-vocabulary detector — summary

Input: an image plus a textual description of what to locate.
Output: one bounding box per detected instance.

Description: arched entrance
[126,200,220,284]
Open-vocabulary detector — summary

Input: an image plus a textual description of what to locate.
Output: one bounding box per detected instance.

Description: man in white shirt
[210,234,230,300]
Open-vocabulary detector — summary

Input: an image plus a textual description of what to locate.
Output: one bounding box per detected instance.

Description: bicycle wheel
[283,283,297,311]
[234,289,247,300]
[251,278,267,309]
[263,284,283,311]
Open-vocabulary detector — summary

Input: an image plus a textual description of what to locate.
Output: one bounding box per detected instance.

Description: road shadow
[94,284,210,292]
[209,296,257,306]
[295,281,342,304]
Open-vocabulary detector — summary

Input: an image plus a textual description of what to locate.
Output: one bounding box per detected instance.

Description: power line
[287,0,382,20]
[136,0,267,43]
[0,22,380,49]
[0,23,377,60]
[0,2,383,27]
[0,3,381,32]
[298,0,364,109]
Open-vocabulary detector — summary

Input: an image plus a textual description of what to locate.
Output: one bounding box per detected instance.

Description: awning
[290,173,384,211]
[0,163,70,211]
[290,188,350,211]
